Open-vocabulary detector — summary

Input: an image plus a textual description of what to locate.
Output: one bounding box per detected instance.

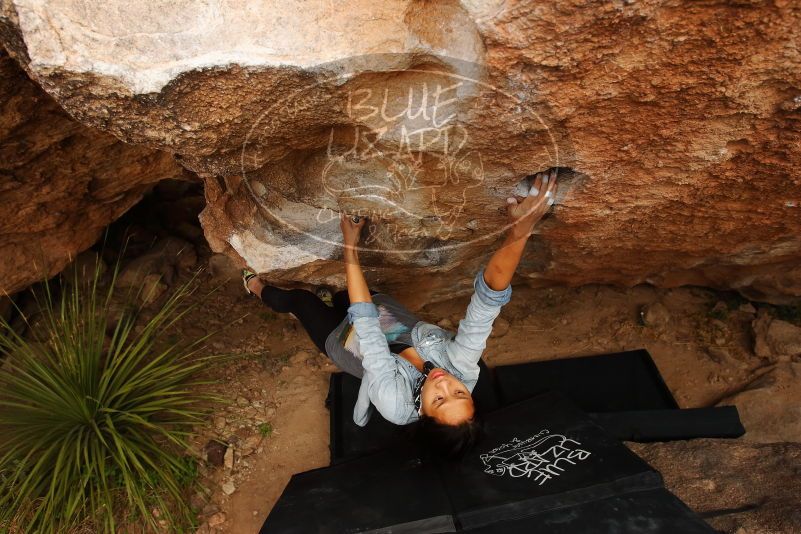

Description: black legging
[260,285,377,354]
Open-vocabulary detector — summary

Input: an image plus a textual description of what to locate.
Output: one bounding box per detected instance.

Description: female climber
[243,169,557,458]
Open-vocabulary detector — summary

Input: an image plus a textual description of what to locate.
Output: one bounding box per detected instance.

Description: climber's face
[420,368,475,425]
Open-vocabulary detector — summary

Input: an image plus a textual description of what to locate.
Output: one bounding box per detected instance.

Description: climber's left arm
[340,215,416,425]
[341,213,372,304]
[348,303,416,425]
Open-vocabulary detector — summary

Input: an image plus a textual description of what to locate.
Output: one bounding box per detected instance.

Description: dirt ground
[176,261,773,534]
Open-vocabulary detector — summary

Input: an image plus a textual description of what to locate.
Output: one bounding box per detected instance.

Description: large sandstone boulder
[0,49,182,294]
[2,1,800,306]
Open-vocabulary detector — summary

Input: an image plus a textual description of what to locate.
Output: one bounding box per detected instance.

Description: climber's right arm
[446,170,557,378]
[445,265,512,381]
[483,169,557,291]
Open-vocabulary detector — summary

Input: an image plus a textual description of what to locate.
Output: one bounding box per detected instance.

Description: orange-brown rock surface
[631,439,801,533]
[0,50,182,294]
[2,1,800,305]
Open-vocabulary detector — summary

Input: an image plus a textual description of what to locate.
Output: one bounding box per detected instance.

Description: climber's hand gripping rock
[340,212,367,250]
[506,169,558,240]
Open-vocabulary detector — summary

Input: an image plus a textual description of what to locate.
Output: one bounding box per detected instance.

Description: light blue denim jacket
[346,265,512,426]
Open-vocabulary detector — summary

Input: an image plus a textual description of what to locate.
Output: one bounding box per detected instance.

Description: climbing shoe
[243,269,259,297]
[316,286,334,307]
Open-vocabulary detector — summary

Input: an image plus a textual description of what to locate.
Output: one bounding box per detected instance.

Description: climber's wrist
[344,245,360,264]
[507,222,534,242]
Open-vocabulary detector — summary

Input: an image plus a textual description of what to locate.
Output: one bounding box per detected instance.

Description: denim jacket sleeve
[347,301,414,425]
[445,266,512,382]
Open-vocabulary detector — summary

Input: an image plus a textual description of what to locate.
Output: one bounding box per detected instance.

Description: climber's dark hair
[416,413,485,461]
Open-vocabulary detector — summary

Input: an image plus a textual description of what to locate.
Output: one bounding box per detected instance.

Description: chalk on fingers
[507,197,516,204]
[528,186,539,196]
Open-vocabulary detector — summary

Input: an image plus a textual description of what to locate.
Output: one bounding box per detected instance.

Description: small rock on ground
[204,439,227,467]
[640,301,671,328]
[223,446,234,470]
[221,480,236,495]
[208,512,227,528]
[752,309,801,359]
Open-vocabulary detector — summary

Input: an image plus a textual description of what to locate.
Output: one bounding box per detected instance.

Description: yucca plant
[0,255,216,533]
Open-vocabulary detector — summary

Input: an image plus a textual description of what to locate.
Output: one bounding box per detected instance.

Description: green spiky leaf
[0,253,220,533]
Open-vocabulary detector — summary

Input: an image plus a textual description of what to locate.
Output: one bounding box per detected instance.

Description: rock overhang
[1,0,800,306]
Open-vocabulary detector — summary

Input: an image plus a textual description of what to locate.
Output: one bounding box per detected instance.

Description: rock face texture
[720,362,801,444]
[0,49,182,294]
[631,439,801,534]
[2,1,801,305]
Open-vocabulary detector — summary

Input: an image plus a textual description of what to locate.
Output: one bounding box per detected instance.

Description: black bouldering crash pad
[261,392,716,533]
[259,447,454,534]
[591,406,744,442]
[493,349,677,410]
[441,391,663,530]
[461,488,716,533]
[327,349,743,462]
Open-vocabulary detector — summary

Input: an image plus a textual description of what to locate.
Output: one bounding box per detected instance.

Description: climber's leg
[248,276,345,354]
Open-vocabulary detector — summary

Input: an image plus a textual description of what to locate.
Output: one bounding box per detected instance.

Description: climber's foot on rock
[315,286,334,307]
[243,269,264,298]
